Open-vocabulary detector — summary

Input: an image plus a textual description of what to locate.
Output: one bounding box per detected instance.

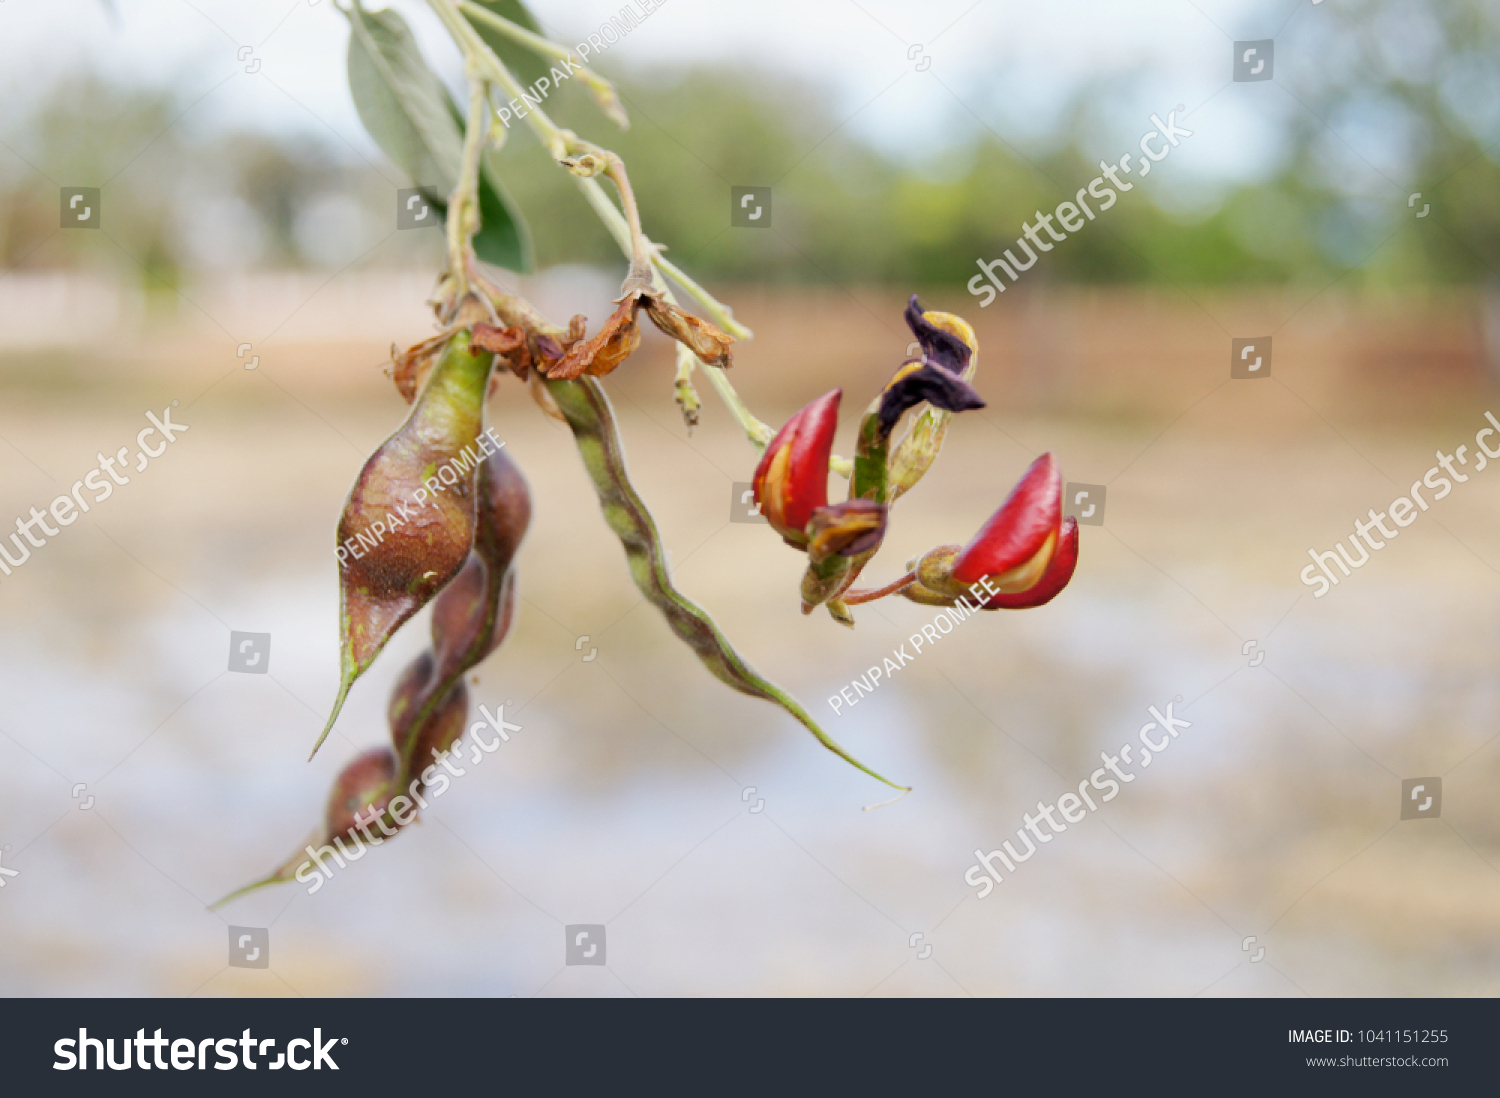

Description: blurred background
[1,0,1498,997]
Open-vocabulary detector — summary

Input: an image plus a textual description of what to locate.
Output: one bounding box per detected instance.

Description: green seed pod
[545,374,908,792]
[314,330,495,758]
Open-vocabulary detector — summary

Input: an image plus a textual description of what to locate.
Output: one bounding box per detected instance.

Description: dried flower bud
[800,499,887,614]
[643,298,734,369]
[807,500,887,563]
[903,294,973,376]
[888,299,980,501]
[876,361,985,435]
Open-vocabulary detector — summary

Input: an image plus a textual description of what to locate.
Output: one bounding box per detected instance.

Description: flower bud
[900,453,1078,609]
[799,499,887,612]
[753,389,840,548]
[951,452,1062,588]
[978,517,1079,609]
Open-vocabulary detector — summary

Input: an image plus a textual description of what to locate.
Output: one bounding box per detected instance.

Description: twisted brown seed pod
[214,346,530,908]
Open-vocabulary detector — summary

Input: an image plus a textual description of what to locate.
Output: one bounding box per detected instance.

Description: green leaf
[464,0,551,92]
[347,5,463,194]
[472,150,534,272]
[346,3,532,273]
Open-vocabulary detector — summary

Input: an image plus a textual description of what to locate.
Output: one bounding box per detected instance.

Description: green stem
[602,158,655,297]
[424,0,821,461]
[446,69,490,291]
[843,572,917,605]
[455,0,628,128]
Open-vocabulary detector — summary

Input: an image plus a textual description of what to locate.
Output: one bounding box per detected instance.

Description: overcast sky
[0,0,1325,207]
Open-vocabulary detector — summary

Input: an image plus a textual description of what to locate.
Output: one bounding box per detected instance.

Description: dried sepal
[547,296,641,379]
[391,333,446,404]
[471,322,531,380]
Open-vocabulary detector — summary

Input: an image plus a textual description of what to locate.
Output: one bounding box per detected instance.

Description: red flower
[906,452,1079,610]
[977,516,1078,609]
[951,453,1062,589]
[752,389,840,548]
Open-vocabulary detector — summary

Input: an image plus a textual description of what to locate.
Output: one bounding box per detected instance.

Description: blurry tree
[1,0,1496,289]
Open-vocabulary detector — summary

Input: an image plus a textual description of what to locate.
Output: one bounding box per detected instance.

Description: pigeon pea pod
[314,330,495,758]
[218,413,531,906]
[211,746,400,907]
[544,374,908,792]
[322,746,400,842]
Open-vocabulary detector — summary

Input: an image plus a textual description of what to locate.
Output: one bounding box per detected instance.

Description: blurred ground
[0,272,1498,996]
